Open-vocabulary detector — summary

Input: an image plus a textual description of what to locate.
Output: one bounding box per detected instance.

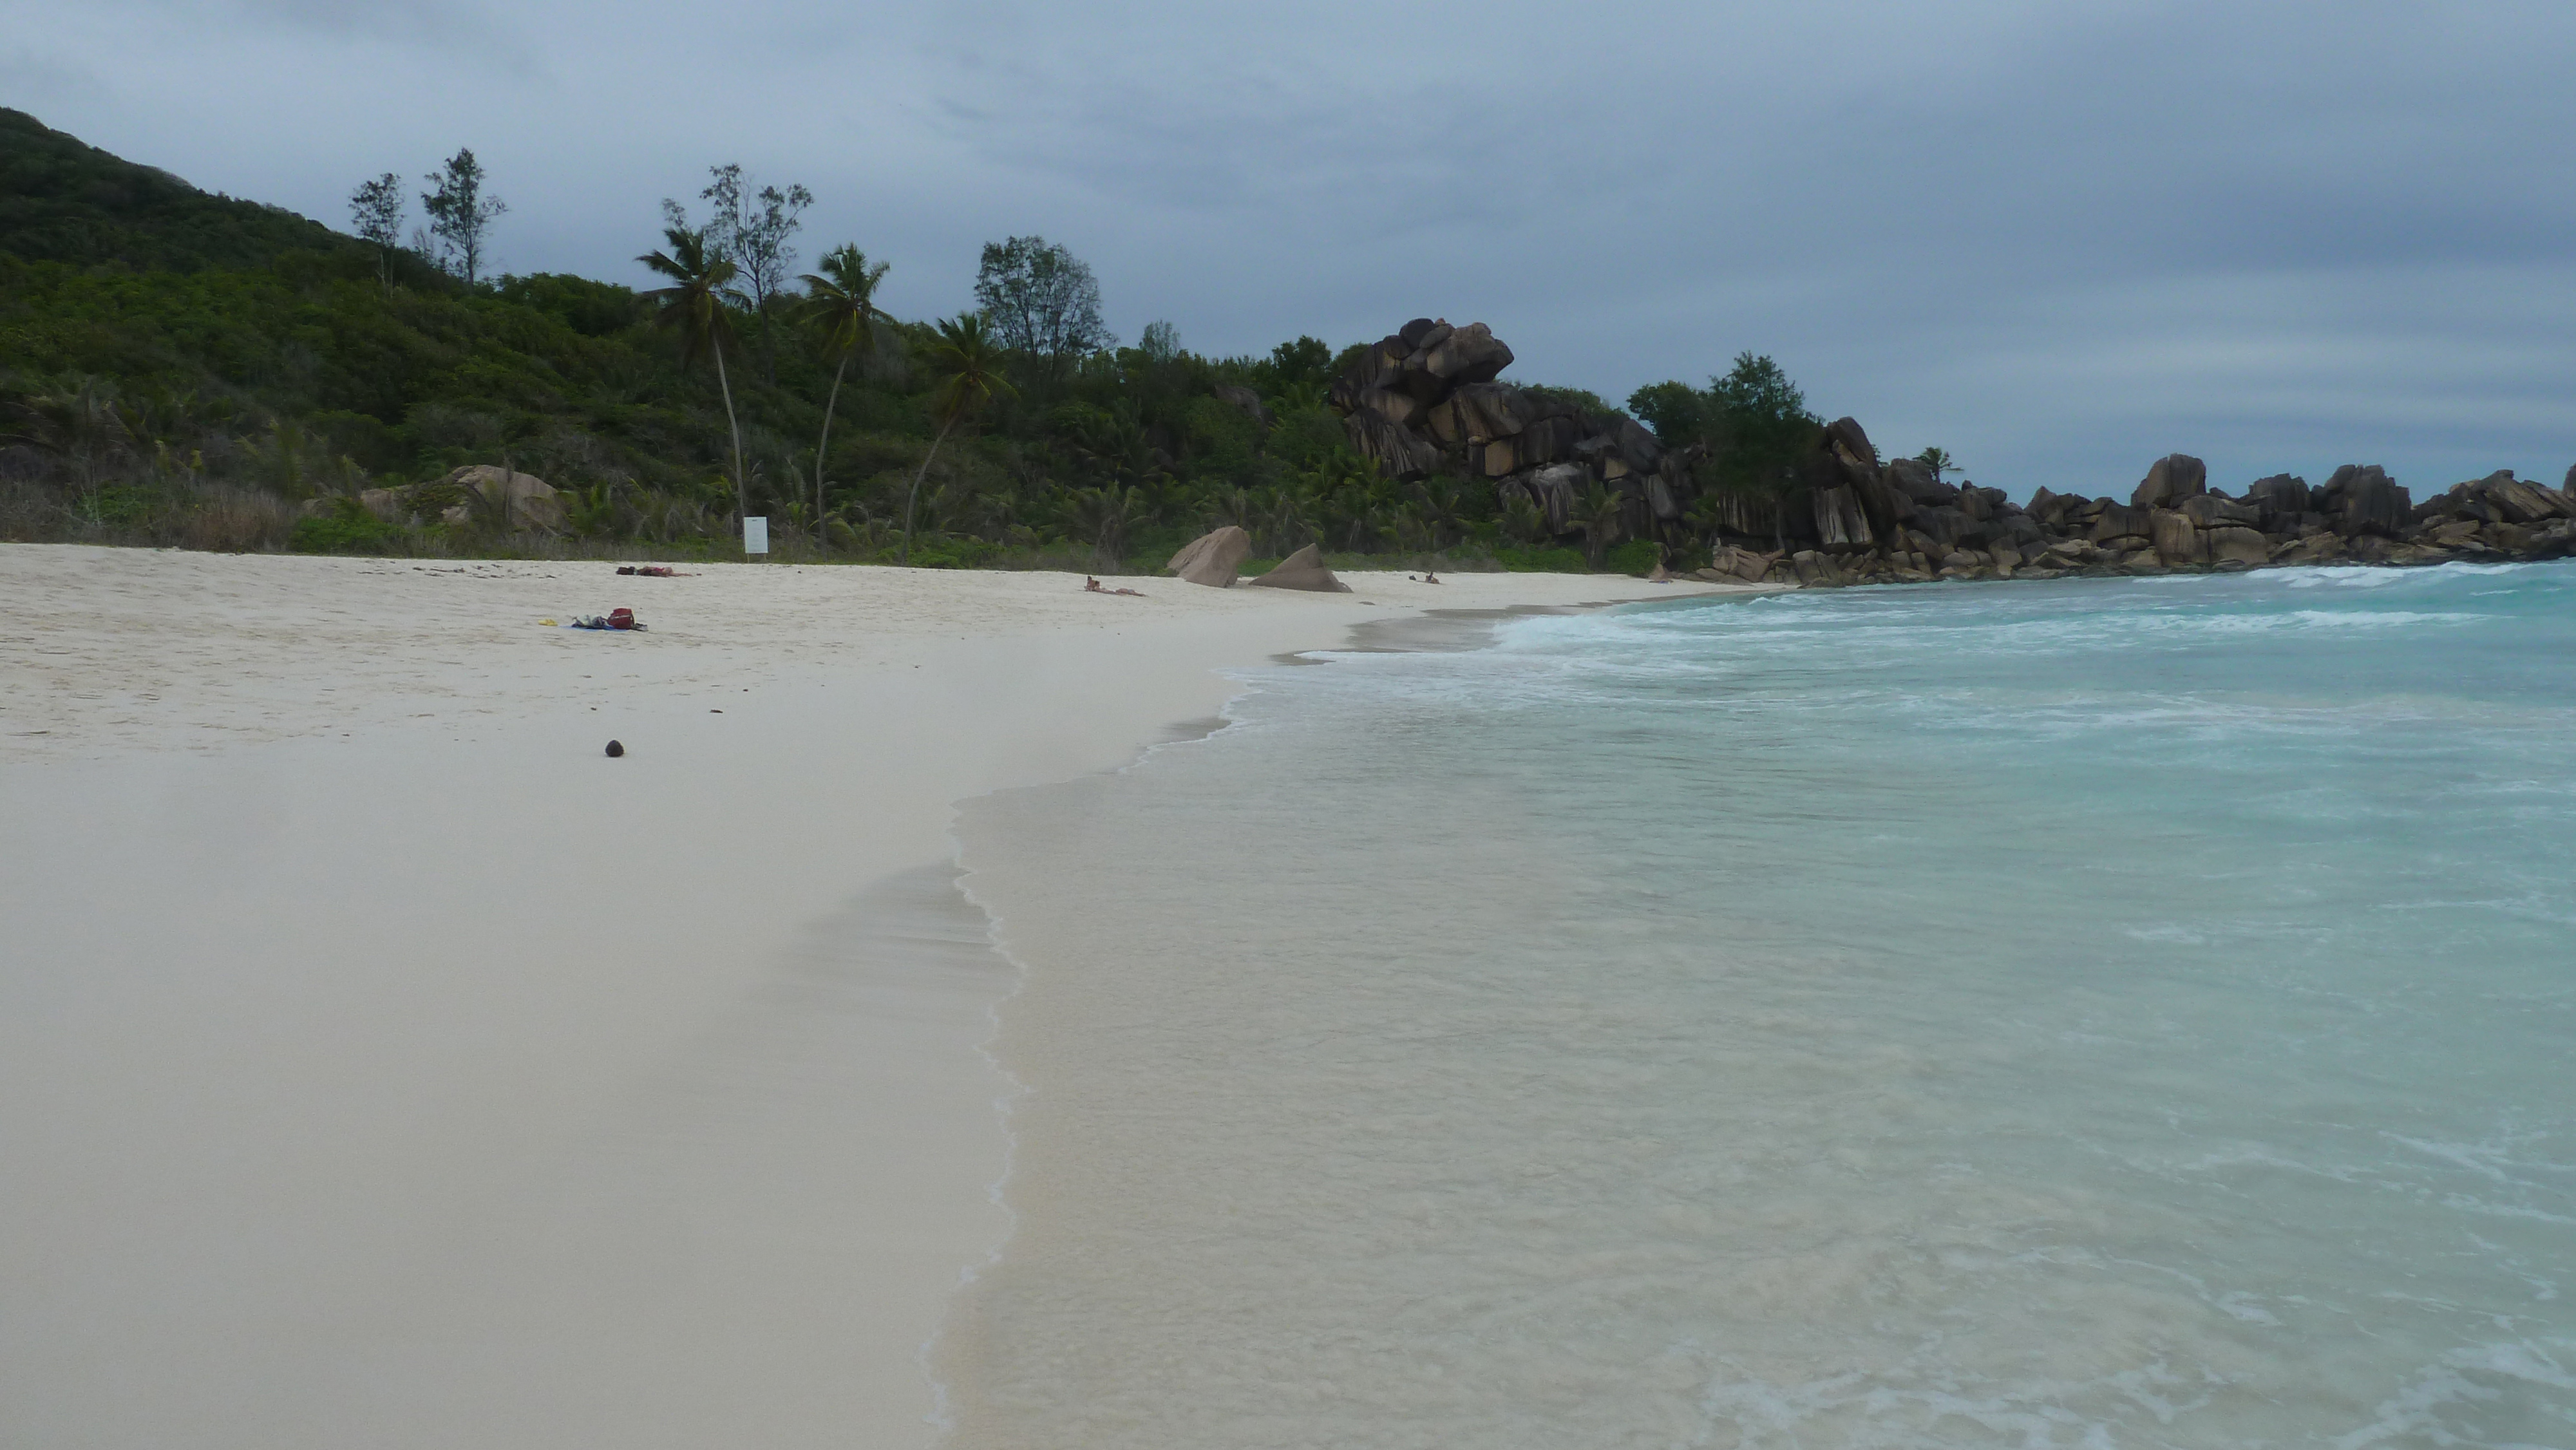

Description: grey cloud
[9,0,2575,493]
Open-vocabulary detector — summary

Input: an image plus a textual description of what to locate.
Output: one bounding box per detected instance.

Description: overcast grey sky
[8,0,2575,495]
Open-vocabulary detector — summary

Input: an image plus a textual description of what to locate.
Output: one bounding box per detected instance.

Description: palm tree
[1577,478,1627,569]
[902,314,1014,565]
[638,226,750,531]
[799,244,891,546]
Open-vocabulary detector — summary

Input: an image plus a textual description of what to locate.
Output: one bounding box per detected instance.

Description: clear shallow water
[945,563,2576,1449]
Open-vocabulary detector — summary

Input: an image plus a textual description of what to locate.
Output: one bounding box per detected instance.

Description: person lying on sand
[616,565,690,577]
[1084,577,1144,597]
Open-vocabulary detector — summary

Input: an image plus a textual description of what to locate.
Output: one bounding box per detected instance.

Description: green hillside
[0,108,366,273]
[0,112,1689,571]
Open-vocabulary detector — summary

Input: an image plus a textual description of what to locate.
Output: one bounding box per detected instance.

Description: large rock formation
[1326,318,1695,543]
[1326,316,2576,588]
[1166,525,1253,587]
[1244,543,1352,592]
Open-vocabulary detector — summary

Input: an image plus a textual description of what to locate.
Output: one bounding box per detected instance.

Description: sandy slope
[0,544,1749,1450]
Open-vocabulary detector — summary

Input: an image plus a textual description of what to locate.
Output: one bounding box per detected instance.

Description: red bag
[608,607,636,630]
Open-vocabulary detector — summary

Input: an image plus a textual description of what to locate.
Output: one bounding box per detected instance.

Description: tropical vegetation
[1,107,1849,575]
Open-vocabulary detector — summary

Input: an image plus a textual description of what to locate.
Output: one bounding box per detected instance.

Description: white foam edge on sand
[0,545,1761,1449]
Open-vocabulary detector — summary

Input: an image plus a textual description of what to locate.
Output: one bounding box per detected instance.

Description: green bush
[1605,539,1661,574]
[289,506,402,554]
[1495,545,1590,573]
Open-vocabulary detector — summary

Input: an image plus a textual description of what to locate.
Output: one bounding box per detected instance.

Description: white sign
[743,516,769,555]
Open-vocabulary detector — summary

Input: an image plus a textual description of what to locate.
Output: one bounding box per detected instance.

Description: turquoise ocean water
[945,561,2576,1449]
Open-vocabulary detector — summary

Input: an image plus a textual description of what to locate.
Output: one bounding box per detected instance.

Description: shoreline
[0,543,1747,1449]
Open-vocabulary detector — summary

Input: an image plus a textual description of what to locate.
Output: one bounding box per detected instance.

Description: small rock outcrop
[1244,543,1352,592]
[1167,525,1253,587]
[316,465,567,531]
[436,466,565,531]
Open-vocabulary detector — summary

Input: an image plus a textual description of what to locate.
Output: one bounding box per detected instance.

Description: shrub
[1496,545,1589,572]
[1605,538,1661,575]
[289,504,401,554]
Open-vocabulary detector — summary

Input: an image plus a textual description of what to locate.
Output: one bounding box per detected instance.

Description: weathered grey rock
[2180,494,2260,527]
[1244,543,1350,592]
[1397,317,1442,349]
[2479,472,2571,523]
[1421,397,1463,446]
[1516,414,1584,467]
[1912,507,1967,551]
[438,465,565,531]
[1342,412,1442,480]
[2151,508,2208,565]
[2133,454,2210,510]
[1884,457,1958,506]
[2322,464,2410,536]
[1166,525,1253,587]
[1524,463,1587,534]
[1327,337,1408,404]
[1812,485,1875,551]
[1645,470,1680,521]
[1709,544,1774,581]
[2090,502,2152,541]
[1604,417,1664,475]
[2208,525,2270,565]
[1446,382,1537,442]
[1417,323,1513,387]
[1357,386,1423,430]
[1213,384,1273,429]
[2244,474,2309,527]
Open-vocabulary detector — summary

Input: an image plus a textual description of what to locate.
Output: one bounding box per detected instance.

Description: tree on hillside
[1633,355,1818,551]
[798,243,891,545]
[902,314,1016,564]
[1625,379,1707,446]
[637,225,749,530]
[346,173,405,289]
[1708,352,1821,552]
[670,165,811,384]
[1915,446,1955,482]
[421,149,505,285]
[972,236,1113,390]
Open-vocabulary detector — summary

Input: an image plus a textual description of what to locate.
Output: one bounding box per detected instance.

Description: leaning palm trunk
[714,345,747,533]
[901,418,957,565]
[813,352,849,548]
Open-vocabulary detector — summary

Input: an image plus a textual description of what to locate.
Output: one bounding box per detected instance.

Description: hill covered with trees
[0,109,1833,572]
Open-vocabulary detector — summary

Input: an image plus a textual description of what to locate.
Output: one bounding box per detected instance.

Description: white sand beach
[0,543,1744,1450]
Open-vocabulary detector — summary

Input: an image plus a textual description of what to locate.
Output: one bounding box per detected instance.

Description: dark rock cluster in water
[1707,439,2576,588]
[1326,319,2576,586]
